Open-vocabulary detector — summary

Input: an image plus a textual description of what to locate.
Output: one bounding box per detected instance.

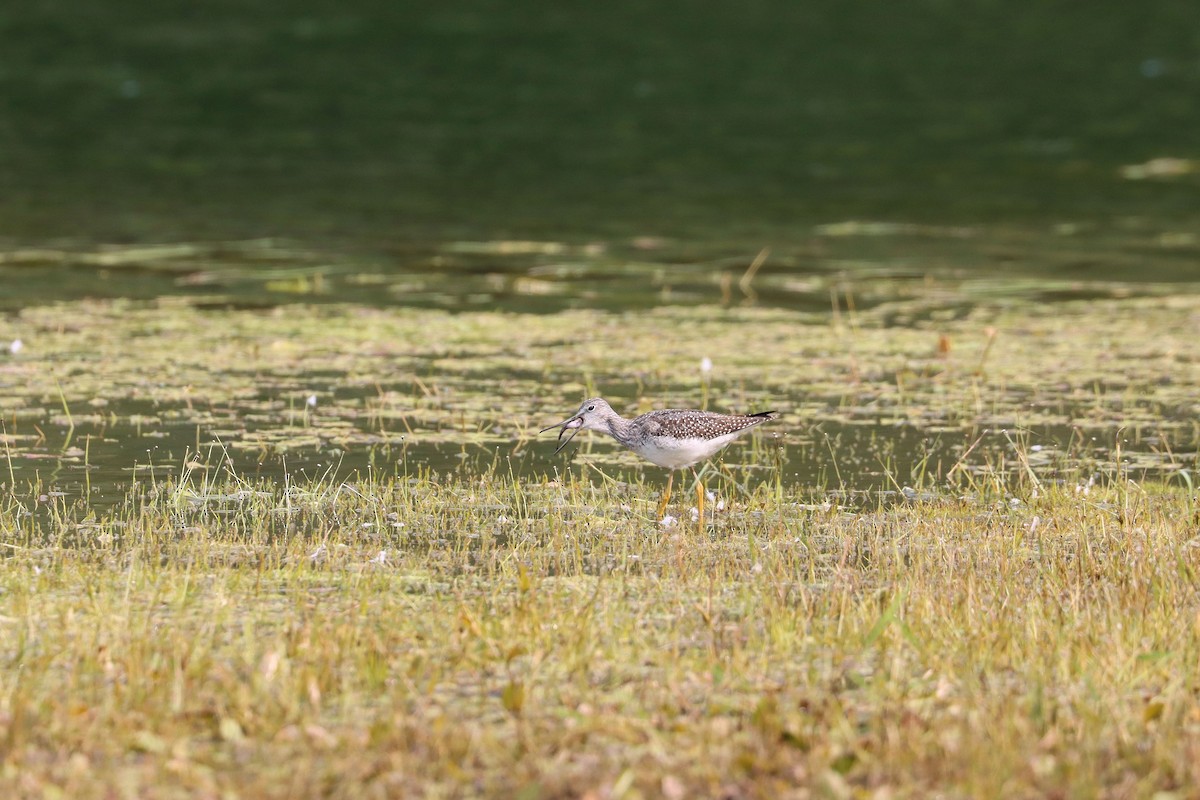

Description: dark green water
[3,2,1198,256]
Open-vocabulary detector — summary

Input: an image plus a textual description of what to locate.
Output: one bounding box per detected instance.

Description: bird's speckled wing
[640,409,774,440]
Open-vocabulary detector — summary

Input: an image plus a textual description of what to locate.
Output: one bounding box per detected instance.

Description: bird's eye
[587,404,595,412]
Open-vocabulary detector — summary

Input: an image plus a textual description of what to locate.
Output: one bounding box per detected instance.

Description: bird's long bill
[539,415,584,455]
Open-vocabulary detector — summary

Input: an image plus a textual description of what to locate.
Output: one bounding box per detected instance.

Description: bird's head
[538,397,615,453]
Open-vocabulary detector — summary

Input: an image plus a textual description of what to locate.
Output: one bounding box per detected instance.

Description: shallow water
[8,399,1195,518]
[2,233,1196,512]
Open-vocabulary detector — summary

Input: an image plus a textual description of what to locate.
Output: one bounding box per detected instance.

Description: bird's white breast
[633,432,743,470]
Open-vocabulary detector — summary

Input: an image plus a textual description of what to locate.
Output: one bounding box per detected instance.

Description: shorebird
[539,397,776,519]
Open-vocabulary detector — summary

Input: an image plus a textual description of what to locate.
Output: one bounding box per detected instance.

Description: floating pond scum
[1,239,1196,513]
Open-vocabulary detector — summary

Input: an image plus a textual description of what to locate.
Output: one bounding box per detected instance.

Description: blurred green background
[2,1,1197,251]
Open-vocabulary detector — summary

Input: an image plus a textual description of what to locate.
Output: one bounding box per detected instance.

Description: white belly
[632,432,744,470]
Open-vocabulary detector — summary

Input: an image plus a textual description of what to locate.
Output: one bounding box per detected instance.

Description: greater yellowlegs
[539,397,776,518]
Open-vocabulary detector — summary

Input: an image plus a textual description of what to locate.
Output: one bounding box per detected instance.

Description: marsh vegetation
[4,1,1200,793]
[2,232,1198,797]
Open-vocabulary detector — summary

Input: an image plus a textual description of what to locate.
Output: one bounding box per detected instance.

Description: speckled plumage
[636,408,773,441]
[540,397,776,470]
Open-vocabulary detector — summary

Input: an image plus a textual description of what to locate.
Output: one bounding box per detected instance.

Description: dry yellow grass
[1,472,1197,798]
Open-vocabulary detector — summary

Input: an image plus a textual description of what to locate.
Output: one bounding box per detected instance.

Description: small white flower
[370,550,388,565]
[306,394,318,408]
[659,514,677,528]
[8,339,22,355]
[700,357,713,374]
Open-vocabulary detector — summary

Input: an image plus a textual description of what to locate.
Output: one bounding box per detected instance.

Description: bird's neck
[603,413,634,446]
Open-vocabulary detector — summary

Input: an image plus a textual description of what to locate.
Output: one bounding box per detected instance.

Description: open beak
[539,414,584,455]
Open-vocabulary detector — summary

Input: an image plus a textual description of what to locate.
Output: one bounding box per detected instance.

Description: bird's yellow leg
[693,468,705,530]
[657,471,674,520]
